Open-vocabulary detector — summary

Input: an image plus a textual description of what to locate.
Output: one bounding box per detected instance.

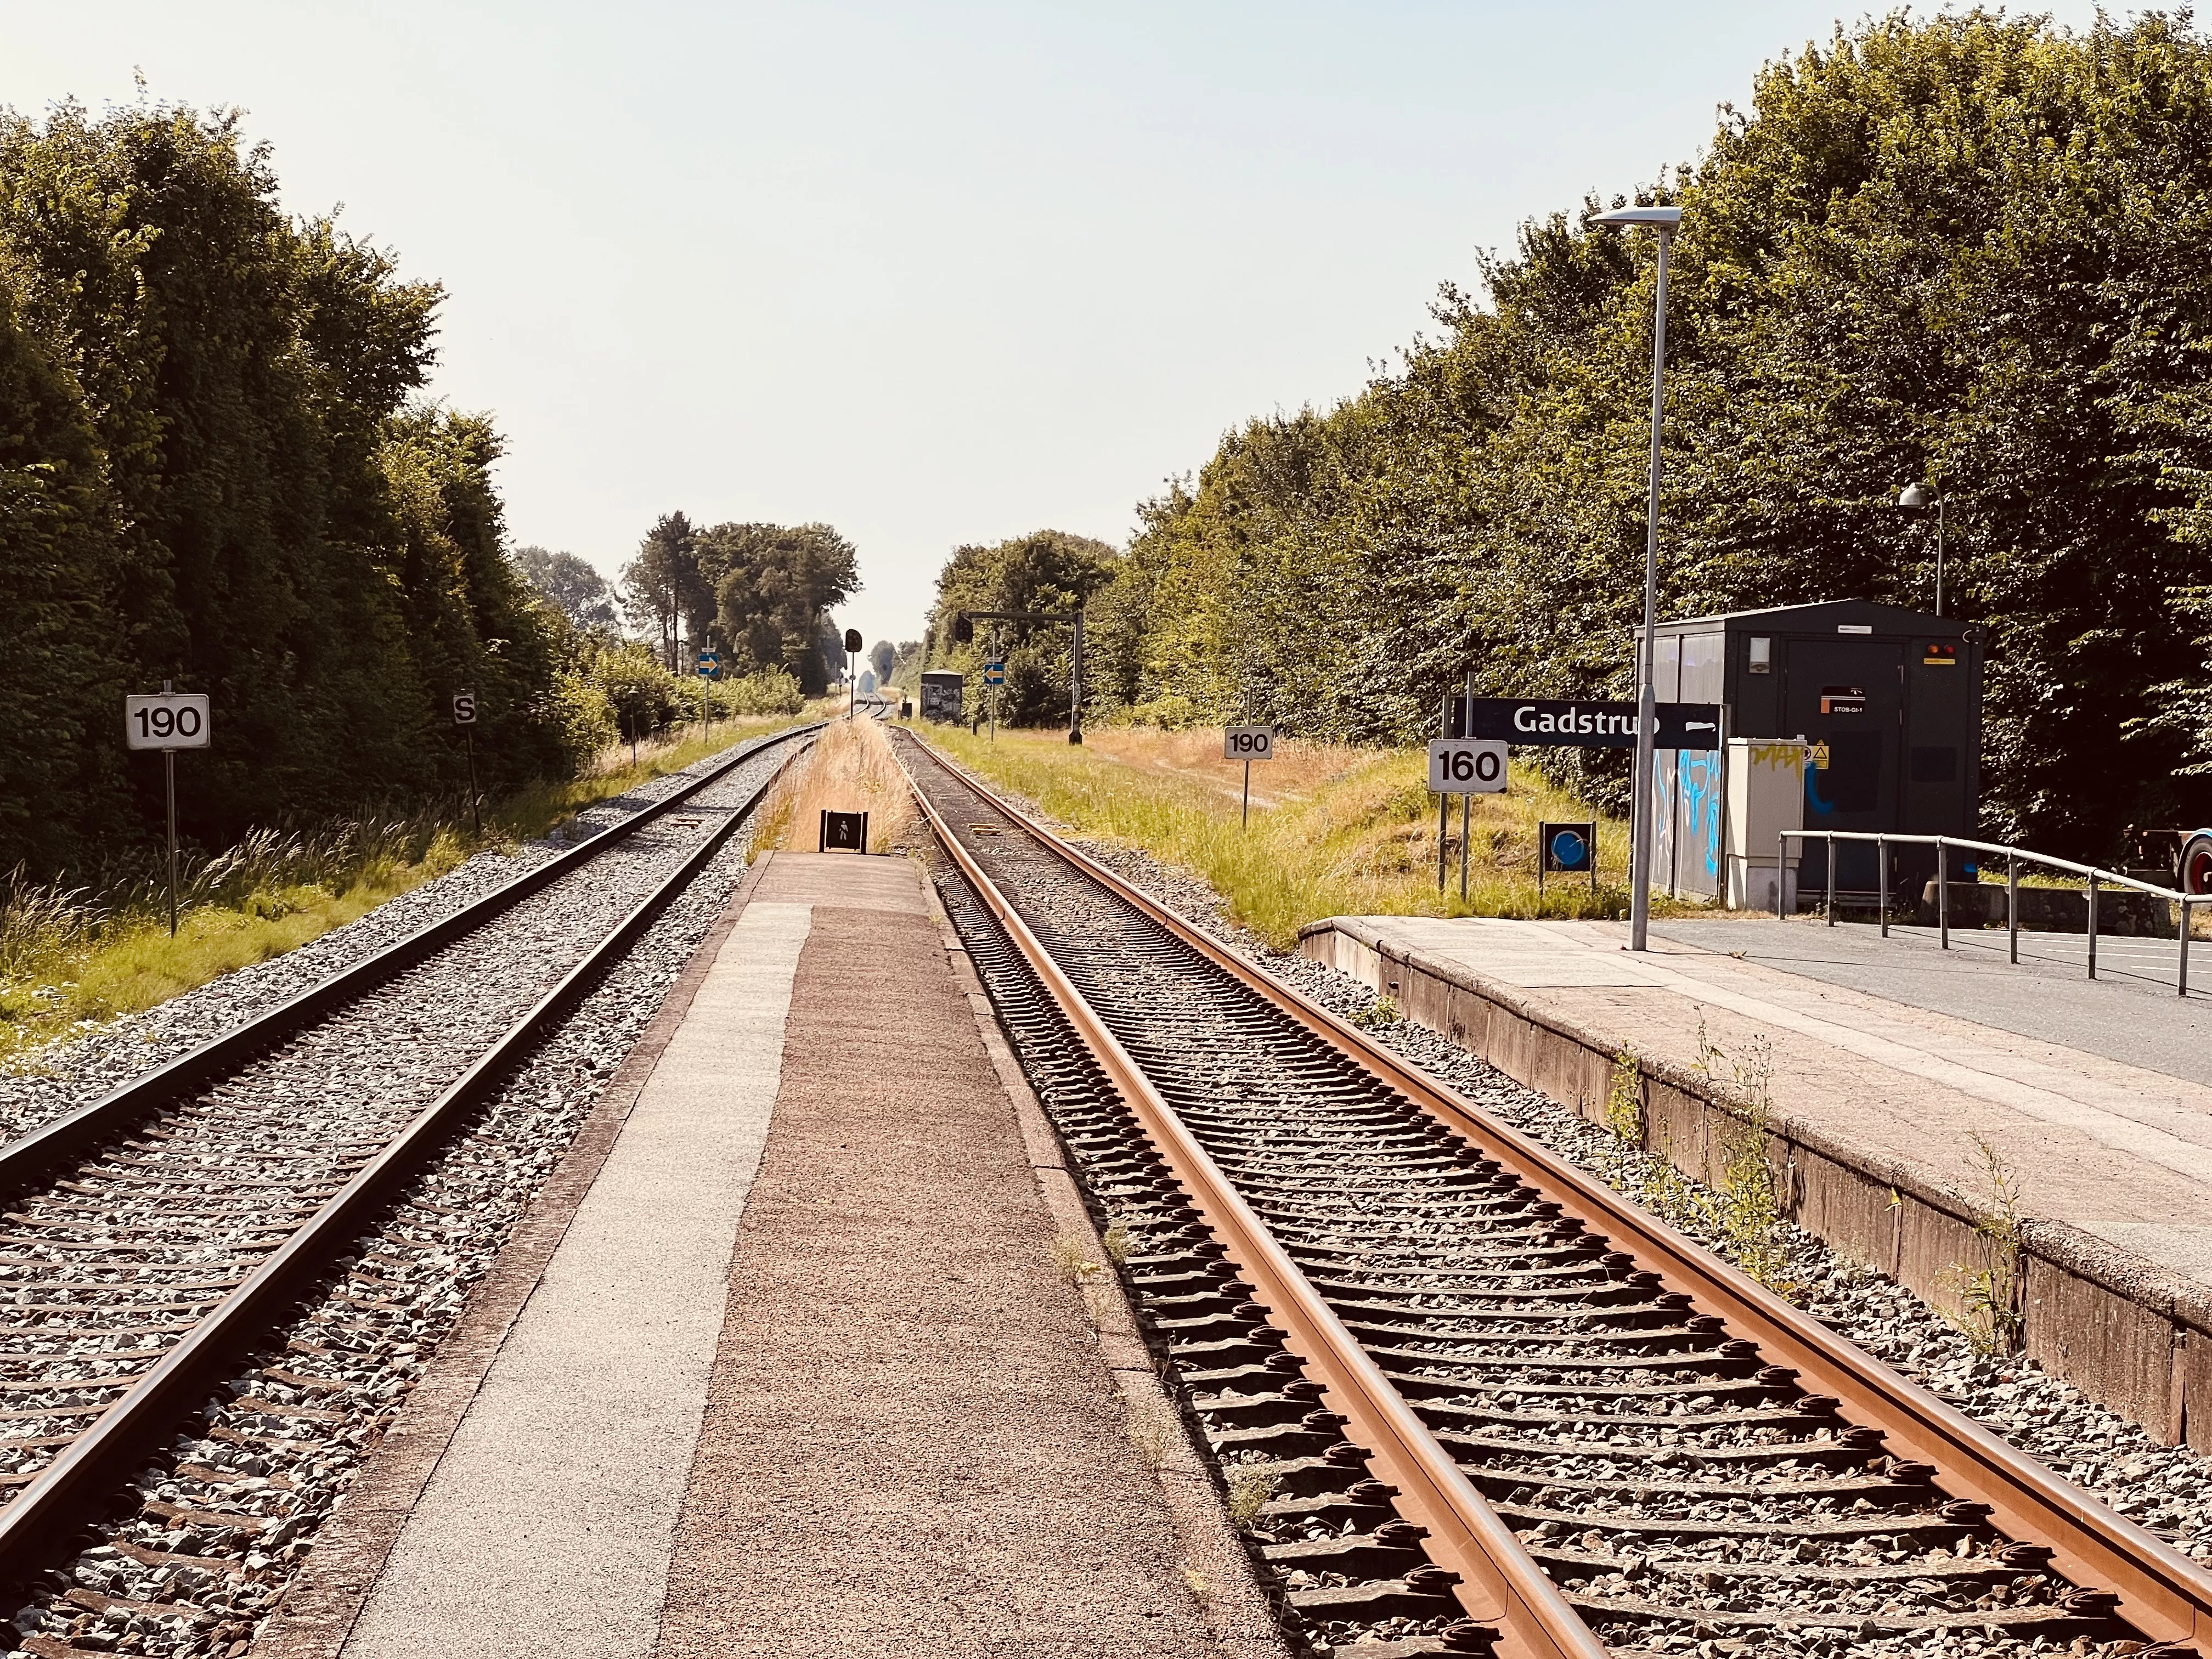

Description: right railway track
[894,728,2209,1659]
[0,723,816,1606]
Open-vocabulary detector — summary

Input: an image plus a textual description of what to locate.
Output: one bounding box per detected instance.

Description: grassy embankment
[0,707,828,1060]
[915,723,1650,948]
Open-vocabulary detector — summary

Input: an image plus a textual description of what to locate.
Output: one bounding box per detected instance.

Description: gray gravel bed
[7,759,782,1659]
[1055,829,2212,1572]
[0,738,790,1147]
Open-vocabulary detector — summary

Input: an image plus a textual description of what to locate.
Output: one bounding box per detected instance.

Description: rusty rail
[907,734,2212,1659]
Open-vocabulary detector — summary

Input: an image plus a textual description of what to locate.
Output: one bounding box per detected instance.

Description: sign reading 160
[1427,738,1508,795]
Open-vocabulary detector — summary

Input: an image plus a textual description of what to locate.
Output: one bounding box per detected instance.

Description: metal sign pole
[1243,759,1252,828]
[1436,692,1449,892]
[1069,608,1085,744]
[464,730,482,838]
[156,678,181,937]
[164,747,178,937]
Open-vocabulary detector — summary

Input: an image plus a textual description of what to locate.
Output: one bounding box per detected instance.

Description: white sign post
[1430,727,1507,905]
[125,685,211,936]
[453,692,482,837]
[1224,725,1276,827]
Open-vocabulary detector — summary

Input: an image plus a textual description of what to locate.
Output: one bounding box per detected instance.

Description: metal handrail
[1776,828,2203,997]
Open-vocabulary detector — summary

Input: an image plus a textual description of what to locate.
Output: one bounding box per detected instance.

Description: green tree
[514,546,617,630]
[925,529,1118,727]
[693,521,860,694]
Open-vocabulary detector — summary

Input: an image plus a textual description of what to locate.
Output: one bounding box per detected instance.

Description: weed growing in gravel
[1223,1459,1283,1530]
[1102,1216,1131,1266]
[1352,993,1401,1031]
[1946,1132,2027,1355]
[1601,1047,1643,1152]
[1692,1026,1799,1300]
[1128,1403,1178,1471]
[1051,1232,1103,1289]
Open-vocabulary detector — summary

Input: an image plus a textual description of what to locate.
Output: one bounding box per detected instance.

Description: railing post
[2087,874,2098,980]
[1937,836,1949,949]
[1878,836,1888,937]
[2008,853,2019,964]
[2183,899,2193,998]
[1826,833,1836,927]
[1776,830,1786,921]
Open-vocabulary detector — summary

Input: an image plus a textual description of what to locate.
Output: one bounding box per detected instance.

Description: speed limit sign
[1223,725,1275,760]
[1427,738,1507,794]
[124,692,211,751]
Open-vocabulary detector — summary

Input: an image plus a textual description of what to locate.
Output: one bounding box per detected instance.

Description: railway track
[891,728,2211,1659]
[0,724,815,1616]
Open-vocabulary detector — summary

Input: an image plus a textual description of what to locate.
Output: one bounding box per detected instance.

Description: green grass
[0,710,817,1062]
[917,723,1654,948]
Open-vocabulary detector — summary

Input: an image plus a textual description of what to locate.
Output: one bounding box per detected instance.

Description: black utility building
[1651,600,1983,896]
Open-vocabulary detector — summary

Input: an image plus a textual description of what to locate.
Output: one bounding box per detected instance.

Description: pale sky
[6,3,2119,655]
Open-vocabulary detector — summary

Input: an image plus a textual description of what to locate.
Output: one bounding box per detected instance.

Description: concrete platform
[259,851,1273,1659]
[1301,912,2212,1452]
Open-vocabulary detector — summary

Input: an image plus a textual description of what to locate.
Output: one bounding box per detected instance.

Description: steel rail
[901,747,1605,1659]
[907,733,2212,1657]
[0,722,821,1200]
[0,731,813,1581]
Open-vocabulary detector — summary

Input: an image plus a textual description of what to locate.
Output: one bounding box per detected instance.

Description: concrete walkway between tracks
[261,850,1273,1659]
[1302,913,2212,1447]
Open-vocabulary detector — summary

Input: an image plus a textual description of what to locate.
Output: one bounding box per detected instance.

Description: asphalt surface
[1654,917,2212,1087]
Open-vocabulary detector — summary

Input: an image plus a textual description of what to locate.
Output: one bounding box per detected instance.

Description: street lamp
[1898,481,1944,617]
[1589,202,1682,952]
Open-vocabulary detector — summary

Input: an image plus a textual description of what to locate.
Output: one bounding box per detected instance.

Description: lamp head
[1589,205,1683,229]
[1898,482,1932,509]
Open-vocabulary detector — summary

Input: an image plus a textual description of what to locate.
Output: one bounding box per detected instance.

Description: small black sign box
[1540,821,1596,872]
[1454,697,1721,751]
[819,809,868,854]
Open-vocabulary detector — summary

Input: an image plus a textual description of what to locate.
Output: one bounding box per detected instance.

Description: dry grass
[753,715,919,855]
[912,721,1660,947]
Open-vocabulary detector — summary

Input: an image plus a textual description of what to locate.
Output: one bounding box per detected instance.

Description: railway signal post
[125,681,211,936]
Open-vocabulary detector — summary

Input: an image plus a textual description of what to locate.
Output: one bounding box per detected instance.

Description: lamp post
[1898,481,1944,617]
[1589,202,1682,952]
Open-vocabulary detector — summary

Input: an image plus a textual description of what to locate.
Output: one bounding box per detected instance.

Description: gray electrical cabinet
[1651,600,1983,900]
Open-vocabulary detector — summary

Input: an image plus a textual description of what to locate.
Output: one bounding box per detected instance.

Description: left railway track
[0,724,816,1606]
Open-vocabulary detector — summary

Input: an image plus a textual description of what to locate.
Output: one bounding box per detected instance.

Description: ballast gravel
[1053,832,2212,1577]
[5,739,800,1659]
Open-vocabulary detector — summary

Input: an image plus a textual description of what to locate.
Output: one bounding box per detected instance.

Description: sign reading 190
[124,692,212,751]
[1223,725,1276,760]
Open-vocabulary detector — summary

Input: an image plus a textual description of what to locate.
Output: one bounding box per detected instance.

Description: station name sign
[1458,697,1720,751]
